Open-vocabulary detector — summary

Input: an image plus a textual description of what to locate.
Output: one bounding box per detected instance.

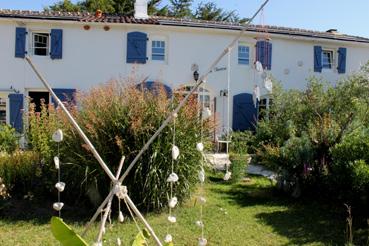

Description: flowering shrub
[27,80,213,211]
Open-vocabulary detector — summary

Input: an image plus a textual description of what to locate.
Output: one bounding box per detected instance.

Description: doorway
[29,91,49,112]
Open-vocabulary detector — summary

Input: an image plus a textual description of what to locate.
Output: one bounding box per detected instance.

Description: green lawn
[0,174,359,245]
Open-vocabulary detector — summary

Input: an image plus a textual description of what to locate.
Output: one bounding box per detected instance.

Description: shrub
[0,151,43,197]
[251,64,369,205]
[0,124,18,153]
[27,80,213,211]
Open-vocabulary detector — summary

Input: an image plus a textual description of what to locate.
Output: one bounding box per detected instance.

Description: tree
[195,2,238,22]
[46,0,247,23]
[46,0,83,12]
[168,0,193,18]
[47,0,166,15]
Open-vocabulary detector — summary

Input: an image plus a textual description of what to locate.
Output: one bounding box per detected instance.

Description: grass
[0,173,364,245]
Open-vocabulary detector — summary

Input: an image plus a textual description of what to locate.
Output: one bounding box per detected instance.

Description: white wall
[1,18,369,130]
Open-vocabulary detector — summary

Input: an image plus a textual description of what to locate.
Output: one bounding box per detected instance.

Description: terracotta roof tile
[0,10,368,43]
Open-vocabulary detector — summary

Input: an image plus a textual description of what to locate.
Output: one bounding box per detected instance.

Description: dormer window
[32,33,49,56]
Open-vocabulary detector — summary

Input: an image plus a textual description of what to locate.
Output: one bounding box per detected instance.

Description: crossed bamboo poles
[24,1,269,244]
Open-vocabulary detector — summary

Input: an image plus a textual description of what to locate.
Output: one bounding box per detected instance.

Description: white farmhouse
[1,1,369,133]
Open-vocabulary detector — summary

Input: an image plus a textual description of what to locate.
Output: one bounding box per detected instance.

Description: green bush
[0,151,43,197]
[27,80,212,211]
[251,64,369,205]
[0,124,18,153]
[229,153,248,183]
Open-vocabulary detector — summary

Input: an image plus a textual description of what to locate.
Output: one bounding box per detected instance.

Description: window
[152,40,165,61]
[322,50,334,69]
[32,33,49,56]
[238,43,250,65]
[175,85,212,108]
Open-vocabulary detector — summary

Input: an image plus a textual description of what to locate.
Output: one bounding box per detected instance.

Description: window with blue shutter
[232,93,257,131]
[337,47,347,74]
[50,29,63,59]
[314,46,323,72]
[8,94,23,132]
[256,40,272,70]
[127,32,148,64]
[51,88,76,107]
[15,27,27,58]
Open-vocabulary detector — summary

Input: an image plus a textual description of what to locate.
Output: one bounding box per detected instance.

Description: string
[123,197,142,234]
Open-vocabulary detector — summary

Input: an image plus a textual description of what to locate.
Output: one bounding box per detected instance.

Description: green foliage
[51,216,89,246]
[27,80,212,211]
[194,2,241,22]
[131,229,150,246]
[230,131,253,155]
[0,124,18,153]
[0,151,42,197]
[229,154,247,183]
[46,0,245,22]
[252,65,369,205]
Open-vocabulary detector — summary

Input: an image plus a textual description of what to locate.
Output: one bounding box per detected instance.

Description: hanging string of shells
[196,82,209,246]
[165,112,180,244]
[52,129,65,216]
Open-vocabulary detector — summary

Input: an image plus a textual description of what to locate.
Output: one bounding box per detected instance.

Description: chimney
[134,0,149,19]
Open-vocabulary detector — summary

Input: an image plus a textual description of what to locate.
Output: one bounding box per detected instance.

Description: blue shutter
[15,27,27,58]
[256,41,265,68]
[337,47,347,74]
[232,93,257,131]
[127,32,147,64]
[8,94,23,132]
[314,46,322,72]
[51,88,76,107]
[256,41,272,70]
[50,29,63,59]
[135,81,172,98]
[266,42,272,70]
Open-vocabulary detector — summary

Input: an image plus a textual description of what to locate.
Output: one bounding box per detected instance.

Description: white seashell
[164,234,173,243]
[168,197,178,208]
[167,172,179,183]
[116,238,121,246]
[253,85,260,107]
[246,156,252,164]
[255,61,263,73]
[196,142,204,152]
[54,156,60,169]
[202,107,212,119]
[195,220,204,228]
[118,211,124,223]
[53,202,64,211]
[172,145,180,160]
[198,196,206,205]
[172,112,178,118]
[264,78,273,93]
[198,237,208,246]
[55,182,65,192]
[198,169,205,183]
[52,129,64,142]
[168,215,176,223]
[223,171,232,181]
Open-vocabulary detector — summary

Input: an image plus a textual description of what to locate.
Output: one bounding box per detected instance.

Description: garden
[0,64,369,245]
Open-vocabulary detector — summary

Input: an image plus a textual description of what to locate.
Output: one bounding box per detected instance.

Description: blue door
[232,93,257,131]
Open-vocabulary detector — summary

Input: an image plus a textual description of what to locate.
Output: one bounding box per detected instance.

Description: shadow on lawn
[210,177,346,245]
[0,198,91,225]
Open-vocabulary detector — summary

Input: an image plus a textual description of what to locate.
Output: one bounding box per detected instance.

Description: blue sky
[1,0,369,38]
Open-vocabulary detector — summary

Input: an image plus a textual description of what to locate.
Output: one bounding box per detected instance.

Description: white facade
[1,14,369,132]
